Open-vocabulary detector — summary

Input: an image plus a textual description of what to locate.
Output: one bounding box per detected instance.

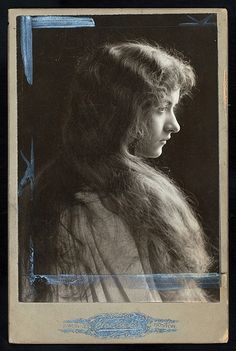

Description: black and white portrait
[17,11,220,304]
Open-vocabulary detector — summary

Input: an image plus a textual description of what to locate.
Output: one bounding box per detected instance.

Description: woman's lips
[159,137,171,144]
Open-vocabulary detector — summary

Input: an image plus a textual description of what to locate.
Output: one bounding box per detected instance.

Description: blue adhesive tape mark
[59,312,178,338]
[20,16,33,85]
[29,271,220,290]
[20,16,95,84]
[179,14,216,27]
[31,16,95,29]
[18,139,35,197]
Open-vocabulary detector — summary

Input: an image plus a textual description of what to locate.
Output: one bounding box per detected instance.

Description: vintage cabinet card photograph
[8,8,228,343]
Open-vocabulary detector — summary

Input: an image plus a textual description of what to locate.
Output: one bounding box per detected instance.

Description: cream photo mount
[9,8,228,344]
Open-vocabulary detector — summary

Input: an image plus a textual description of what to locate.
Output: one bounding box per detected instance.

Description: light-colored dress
[52,191,162,302]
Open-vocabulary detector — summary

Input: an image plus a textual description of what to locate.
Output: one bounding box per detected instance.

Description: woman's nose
[164,111,180,134]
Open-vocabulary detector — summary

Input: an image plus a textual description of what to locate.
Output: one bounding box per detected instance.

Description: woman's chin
[149,150,163,158]
[141,149,163,159]
[135,145,163,159]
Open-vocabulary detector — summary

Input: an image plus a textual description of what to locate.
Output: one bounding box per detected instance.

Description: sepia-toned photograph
[9,8,228,343]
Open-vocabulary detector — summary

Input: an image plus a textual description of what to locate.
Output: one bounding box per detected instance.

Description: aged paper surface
[9,8,228,343]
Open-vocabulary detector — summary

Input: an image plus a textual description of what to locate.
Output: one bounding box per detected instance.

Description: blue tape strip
[20,16,33,84]
[31,16,95,28]
[29,273,220,290]
[20,16,95,84]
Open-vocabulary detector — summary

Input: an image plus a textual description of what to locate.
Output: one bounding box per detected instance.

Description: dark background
[1,0,236,350]
[18,13,219,269]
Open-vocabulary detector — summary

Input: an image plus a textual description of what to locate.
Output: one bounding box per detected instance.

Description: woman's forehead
[162,89,180,105]
[145,88,180,106]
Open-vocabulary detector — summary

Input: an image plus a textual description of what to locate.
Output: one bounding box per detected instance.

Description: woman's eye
[157,106,167,113]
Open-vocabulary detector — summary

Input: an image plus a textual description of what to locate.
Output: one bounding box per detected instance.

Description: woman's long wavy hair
[20,41,212,302]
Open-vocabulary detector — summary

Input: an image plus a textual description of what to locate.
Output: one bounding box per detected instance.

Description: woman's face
[136,89,181,158]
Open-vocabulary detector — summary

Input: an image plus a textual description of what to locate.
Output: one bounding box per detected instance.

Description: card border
[8,7,228,344]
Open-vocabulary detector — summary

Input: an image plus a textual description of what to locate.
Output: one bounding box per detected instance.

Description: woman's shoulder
[60,191,126,232]
[68,191,118,221]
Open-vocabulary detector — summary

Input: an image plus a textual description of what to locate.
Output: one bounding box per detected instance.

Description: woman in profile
[20,41,212,302]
